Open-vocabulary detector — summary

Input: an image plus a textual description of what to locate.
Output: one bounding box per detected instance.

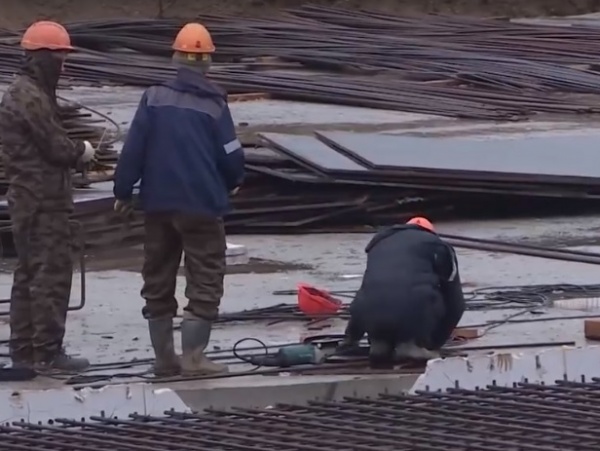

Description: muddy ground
[2,0,600,28]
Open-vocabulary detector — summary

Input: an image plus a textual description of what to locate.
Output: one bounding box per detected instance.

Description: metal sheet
[318,131,600,181]
[246,164,325,183]
[259,133,370,173]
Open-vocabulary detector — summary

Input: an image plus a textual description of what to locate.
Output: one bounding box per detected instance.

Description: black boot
[148,317,181,377]
[35,349,90,373]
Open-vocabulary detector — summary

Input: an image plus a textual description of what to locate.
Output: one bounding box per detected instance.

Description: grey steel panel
[318,131,600,179]
[260,133,370,173]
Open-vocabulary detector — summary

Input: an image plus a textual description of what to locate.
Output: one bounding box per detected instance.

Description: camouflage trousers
[9,210,74,364]
[141,213,226,321]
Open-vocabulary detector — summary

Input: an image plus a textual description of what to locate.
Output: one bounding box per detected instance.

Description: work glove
[114,199,134,216]
[79,140,97,163]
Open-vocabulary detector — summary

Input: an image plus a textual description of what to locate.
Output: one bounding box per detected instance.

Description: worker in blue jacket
[113,23,245,377]
[340,217,465,368]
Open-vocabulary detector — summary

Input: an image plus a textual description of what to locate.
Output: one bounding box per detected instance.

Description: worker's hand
[114,199,134,216]
[230,186,240,196]
[79,140,97,164]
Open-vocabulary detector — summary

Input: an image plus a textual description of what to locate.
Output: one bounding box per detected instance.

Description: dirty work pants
[347,289,444,365]
[9,210,74,364]
[141,213,226,321]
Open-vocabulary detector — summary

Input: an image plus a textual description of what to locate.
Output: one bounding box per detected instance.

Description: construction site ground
[3,6,600,421]
[1,86,600,420]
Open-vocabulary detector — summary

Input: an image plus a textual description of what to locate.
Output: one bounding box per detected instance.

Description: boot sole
[181,370,229,377]
[153,370,181,378]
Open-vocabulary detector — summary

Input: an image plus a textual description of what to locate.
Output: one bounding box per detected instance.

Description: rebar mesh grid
[3,377,600,450]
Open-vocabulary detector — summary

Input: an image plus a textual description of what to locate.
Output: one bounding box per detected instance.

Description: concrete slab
[412,345,600,393]
[0,383,189,424]
[160,373,420,411]
[0,373,419,422]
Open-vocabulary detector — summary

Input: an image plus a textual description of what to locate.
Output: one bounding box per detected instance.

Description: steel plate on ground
[259,133,370,174]
[317,131,600,182]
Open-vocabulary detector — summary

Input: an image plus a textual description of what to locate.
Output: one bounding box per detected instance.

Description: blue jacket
[113,67,245,216]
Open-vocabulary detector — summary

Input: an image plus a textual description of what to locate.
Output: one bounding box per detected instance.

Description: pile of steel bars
[1,129,597,251]
[2,378,600,450]
[2,9,600,118]
[0,127,599,248]
[2,9,600,247]
[214,132,600,234]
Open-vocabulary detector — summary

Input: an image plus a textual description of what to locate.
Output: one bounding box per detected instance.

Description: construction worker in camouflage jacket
[0,21,97,372]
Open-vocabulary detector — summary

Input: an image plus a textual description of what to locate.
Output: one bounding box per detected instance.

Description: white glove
[80,140,96,163]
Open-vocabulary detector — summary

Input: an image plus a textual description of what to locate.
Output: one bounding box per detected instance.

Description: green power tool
[249,344,327,368]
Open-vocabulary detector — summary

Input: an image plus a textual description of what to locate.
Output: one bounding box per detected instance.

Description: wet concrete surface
[1,85,600,383]
[2,215,600,373]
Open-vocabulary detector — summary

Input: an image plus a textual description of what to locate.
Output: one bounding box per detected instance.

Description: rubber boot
[11,360,34,370]
[180,312,228,376]
[369,340,395,369]
[148,317,181,377]
[336,336,360,356]
[395,341,440,360]
[35,349,90,373]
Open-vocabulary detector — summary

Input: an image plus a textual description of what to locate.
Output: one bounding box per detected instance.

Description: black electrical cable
[232,337,270,370]
[3,283,597,376]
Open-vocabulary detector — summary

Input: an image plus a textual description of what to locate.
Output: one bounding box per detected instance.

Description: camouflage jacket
[0,74,84,213]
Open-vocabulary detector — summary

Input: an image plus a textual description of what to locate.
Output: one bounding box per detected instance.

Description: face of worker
[55,51,68,72]
[23,50,67,96]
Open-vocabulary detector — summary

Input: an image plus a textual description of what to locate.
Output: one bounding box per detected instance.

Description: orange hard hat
[172,22,215,54]
[297,283,342,316]
[21,21,74,51]
[407,216,435,232]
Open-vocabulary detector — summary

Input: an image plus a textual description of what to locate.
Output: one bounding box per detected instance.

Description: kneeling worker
[342,217,465,367]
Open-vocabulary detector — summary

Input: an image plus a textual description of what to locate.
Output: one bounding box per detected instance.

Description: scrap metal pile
[50,9,600,119]
[1,7,600,119]
[2,8,600,243]
[2,378,599,450]
[229,130,600,233]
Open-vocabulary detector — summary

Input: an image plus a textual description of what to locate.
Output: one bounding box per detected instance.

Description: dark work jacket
[113,67,245,216]
[350,224,465,349]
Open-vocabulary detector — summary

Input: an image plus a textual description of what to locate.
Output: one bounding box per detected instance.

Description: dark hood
[164,66,227,100]
[19,50,63,102]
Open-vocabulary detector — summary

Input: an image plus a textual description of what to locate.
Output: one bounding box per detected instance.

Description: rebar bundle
[2,8,600,119]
